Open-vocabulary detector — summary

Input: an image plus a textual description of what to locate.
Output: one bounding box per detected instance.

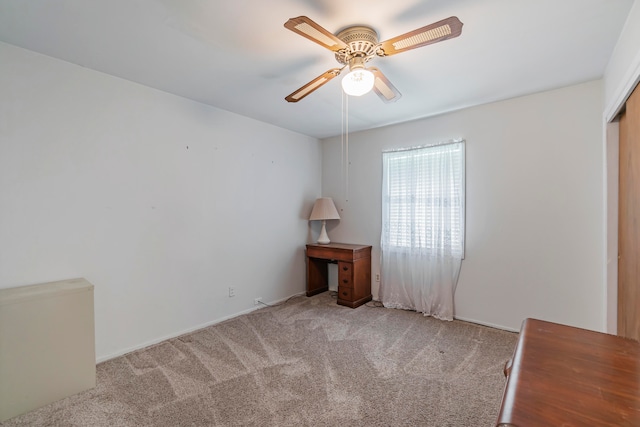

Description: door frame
[605,56,640,334]
[605,122,619,334]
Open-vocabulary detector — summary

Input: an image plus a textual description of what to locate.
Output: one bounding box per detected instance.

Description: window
[382,141,465,257]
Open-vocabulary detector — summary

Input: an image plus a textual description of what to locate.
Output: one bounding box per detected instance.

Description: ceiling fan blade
[378,16,463,57]
[285,68,344,102]
[369,67,402,103]
[284,16,348,52]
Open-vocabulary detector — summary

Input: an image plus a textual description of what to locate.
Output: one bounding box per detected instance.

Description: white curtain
[380,141,465,321]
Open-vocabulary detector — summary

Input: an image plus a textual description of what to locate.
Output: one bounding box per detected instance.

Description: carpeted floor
[2,293,518,426]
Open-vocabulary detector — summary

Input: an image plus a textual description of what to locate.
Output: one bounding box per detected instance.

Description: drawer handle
[342,279,348,284]
[342,266,348,271]
[342,291,348,296]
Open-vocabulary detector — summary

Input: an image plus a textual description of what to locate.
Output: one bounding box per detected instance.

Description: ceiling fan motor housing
[334,26,379,69]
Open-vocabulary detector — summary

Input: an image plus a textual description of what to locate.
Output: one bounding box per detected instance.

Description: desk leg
[307,257,328,297]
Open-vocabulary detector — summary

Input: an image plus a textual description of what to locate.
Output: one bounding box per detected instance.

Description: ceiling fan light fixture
[341,68,375,96]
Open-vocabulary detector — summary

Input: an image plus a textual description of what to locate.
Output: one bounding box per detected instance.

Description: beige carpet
[2,293,518,426]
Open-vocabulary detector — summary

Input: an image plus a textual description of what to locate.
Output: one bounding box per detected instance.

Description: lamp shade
[341,68,375,96]
[309,197,340,220]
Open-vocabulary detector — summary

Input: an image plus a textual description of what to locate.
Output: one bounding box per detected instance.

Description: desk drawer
[338,286,352,301]
[338,262,353,288]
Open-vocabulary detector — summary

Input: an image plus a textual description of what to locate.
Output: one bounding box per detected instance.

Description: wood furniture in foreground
[306,243,372,308]
[496,318,640,426]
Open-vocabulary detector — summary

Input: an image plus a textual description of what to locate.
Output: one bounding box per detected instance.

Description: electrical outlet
[254,297,263,306]
[228,287,235,297]
[375,274,380,282]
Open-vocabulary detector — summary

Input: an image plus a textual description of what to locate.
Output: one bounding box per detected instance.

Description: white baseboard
[96,292,306,363]
[453,315,519,333]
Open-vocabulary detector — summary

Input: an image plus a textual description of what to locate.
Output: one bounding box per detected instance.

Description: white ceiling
[0,0,634,139]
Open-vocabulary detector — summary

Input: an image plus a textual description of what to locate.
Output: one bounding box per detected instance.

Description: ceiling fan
[284,15,463,103]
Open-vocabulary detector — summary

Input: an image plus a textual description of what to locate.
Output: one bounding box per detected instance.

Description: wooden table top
[306,242,371,251]
[497,318,640,426]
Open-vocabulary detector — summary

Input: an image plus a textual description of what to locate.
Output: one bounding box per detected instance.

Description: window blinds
[382,141,465,256]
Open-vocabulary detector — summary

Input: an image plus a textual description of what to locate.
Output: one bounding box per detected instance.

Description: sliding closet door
[619,83,640,340]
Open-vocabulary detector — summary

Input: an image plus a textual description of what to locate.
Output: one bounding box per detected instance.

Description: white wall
[321,80,604,332]
[0,42,322,361]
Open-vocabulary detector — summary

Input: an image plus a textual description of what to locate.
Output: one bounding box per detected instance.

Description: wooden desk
[306,243,372,308]
[497,318,640,426]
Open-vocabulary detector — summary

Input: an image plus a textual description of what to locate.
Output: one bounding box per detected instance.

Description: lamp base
[317,220,331,245]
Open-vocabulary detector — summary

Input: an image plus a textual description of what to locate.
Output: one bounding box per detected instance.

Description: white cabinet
[0,278,96,421]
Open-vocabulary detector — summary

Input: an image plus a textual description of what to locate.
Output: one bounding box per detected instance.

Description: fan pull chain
[341,90,344,201]
[345,93,349,203]
[340,90,349,203]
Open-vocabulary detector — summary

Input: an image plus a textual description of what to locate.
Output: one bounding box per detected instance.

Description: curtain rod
[382,138,464,153]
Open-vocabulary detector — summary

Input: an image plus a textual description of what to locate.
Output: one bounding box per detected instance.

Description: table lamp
[309,197,340,244]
